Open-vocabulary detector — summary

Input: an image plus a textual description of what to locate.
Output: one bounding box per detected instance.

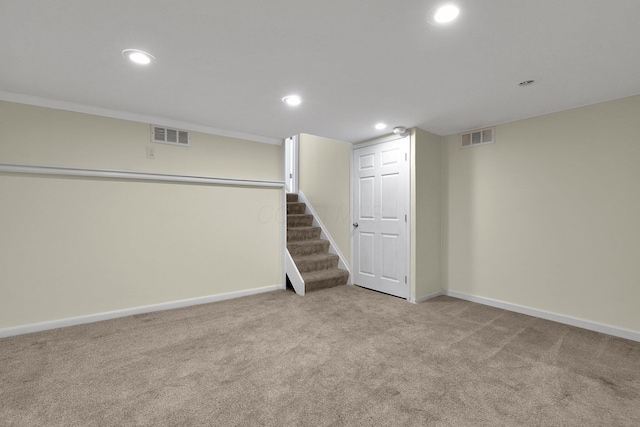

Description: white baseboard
[0,284,281,339]
[409,290,444,303]
[445,290,640,343]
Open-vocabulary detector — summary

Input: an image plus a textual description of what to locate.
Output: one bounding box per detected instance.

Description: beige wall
[442,95,640,331]
[0,101,283,329]
[411,128,442,300]
[0,101,281,180]
[5,92,640,334]
[298,133,351,263]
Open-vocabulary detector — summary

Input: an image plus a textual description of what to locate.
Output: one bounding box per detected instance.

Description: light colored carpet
[1,286,639,426]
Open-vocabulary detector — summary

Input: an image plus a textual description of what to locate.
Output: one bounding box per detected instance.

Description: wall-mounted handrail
[0,162,284,188]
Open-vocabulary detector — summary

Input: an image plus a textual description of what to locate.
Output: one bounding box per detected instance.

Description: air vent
[461,127,494,148]
[151,125,190,147]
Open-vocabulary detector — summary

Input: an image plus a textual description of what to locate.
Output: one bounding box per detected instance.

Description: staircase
[286,193,349,293]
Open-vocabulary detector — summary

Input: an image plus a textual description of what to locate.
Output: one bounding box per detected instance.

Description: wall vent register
[461,127,494,148]
[151,125,190,146]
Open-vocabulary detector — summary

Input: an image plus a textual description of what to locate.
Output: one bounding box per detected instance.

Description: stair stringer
[285,249,305,296]
[297,190,352,285]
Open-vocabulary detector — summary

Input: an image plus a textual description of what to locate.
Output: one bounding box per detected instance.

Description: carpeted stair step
[287,202,306,215]
[287,214,314,227]
[293,253,339,273]
[287,226,321,242]
[287,239,329,257]
[286,193,348,294]
[302,268,349,292]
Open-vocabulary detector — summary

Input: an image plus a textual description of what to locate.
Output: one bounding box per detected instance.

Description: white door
[352,136,409,298]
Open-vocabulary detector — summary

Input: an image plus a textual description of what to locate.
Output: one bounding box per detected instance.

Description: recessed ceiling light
[122,49,155,65]
[374,123,387,130]
[518,80,535,86]
[428,3,460,25]
[282,95,302,106]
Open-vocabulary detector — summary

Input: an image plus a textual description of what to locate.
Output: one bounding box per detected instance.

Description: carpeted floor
[1,285,639,426]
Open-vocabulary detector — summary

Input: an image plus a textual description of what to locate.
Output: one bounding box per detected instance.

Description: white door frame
[284,135,299,193]
[350,134,411,300]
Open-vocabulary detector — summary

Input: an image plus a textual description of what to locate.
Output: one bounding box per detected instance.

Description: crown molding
[0,90,283,145]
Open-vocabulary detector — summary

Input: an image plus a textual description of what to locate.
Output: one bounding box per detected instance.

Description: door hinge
[289,173,293,178]
[405,276,407,284]
[405,153,408,161]
[405,214,407,222]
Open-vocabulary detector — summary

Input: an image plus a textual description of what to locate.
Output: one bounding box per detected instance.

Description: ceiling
[1,0,639,143]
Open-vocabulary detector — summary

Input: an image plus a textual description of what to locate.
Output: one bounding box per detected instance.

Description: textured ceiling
[1,0,639,143]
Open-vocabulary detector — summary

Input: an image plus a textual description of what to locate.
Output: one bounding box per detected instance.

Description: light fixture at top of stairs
[393,126,409,137]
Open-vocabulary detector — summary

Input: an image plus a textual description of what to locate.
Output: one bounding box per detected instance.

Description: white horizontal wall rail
[0,162,285,188]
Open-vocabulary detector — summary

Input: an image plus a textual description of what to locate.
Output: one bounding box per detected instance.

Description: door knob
[353,222,359,228]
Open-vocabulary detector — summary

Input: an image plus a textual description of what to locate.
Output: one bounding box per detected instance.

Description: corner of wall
[412,128,444,300]
[440,133,450,293]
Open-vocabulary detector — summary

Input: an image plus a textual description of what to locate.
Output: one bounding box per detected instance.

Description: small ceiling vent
[461,127,494,148]
[151,125,190,146]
